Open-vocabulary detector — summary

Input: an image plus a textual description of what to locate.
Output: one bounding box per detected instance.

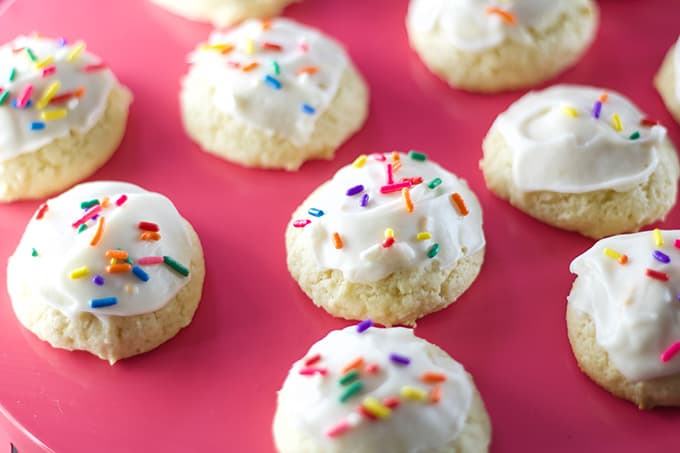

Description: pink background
[1,0,680,451]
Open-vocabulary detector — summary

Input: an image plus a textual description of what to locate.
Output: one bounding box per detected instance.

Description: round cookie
[149,0,298,27]
[0,35,132,202]
[181,18,368,171]
[286,151,485,326]
[480,84,679,239]
[6,181,205,364]
[567,229,680,409]
[655,36,680,126]
[273,323,492,452]
[406,0,598,93]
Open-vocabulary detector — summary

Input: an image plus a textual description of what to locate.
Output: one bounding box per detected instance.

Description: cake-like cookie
[655,36,680,126]
[149,0,298,27]
[6,181,205,364]
[406,0,598,93]
[273,323,492,452]
[0,35,132,202]
[181,18,368,171]
[567,229,680,409]
[286,151,485,326]
[481,85,679,239]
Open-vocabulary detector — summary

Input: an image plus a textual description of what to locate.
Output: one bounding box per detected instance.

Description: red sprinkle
[262,42,283,51]
[383,397,400,409]
[82,63,107,72]
[380,181,412,194]
[365,363,380,374]
[138,221,160,232]
[299,367,327,376]
[35,203,49,220]
[382,237,395,248]
[401,176,423,186]
[304,353,321,366]
[640,118,661,127]
[49,87,85,104]
[675,239,680,249]
[293,219,311,228]
[646,269,669,281]
[115,194,128,206]
[358,405,378,421]
[41,66,56,77]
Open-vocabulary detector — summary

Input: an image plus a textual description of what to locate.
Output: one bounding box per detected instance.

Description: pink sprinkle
[386,163,394,184]
[325,420,350,438]
[82,63,107,73]
[138,256,164,265]
[372,153,386,162]
[298,40,309,52]
[365,363,380,374]
[35,203,49,220]
[227,61,241,69]
[293,219,311,228]
[115,194,127,206]
[72,205,102,228]
[380,181,412,194]
[304,353,321,366]
[675,239,680,249]
[661,342,680,362]
[41,66,56,77]
[299,367,327,376]
[16,84,33,108]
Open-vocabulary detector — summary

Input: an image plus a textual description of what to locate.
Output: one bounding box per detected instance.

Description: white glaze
[569,230,680,380]
[295,152,485,283]
[0,35,117,161]
[187,18,348,146]
[494,85,665,193]
[407,0,589,52]
[278,325,473,451]
[8,182,193,317]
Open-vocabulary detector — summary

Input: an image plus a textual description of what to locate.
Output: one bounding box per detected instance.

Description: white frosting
[0,35,117,161]
[279,325,473,451]
[494,85,665,193]
[407,0,589,52]
[187,18,348,145]
[568,230,680,380]
[8,181,193,317]
[295,152,485,283]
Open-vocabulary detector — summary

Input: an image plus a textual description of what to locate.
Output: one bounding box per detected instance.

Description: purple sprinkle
[389,353,411,366]
[593,101,602,119]
[346,185,364,196]
[357,319,373,333]
[677,293,680,302]
[57,37,67,47]
[360,193,369,207]
[92,275,105,286]
[653,250,671,264]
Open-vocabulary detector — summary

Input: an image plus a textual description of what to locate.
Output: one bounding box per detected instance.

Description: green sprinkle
[163,256,189,277]
[8,67,16,82]
[428,243,440,259]
[80,199,100,209]
[25,48,37,62]
[77,224,87,234]
[0,91,8,106]
[427,178,442,189]
[272,61,280,75]
[339,380,363,402]
[339,370,359,386]
[31,248,38,257]
[629,131,641,140]
[408,150,427,161]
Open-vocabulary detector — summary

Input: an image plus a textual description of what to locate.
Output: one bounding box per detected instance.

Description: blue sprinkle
[301,103,316,115]
[308,208,324,217]
[357,319,373,333]
[92,275,105,286]
[57,37,67,47]
[13,99,32,109]
[30,121,45,130]
[264,75,282,90]
[132,265,149,282]
[653,250,671,264]
[360,193,369,207]
[346,185,364,196]
[90,297,117,308]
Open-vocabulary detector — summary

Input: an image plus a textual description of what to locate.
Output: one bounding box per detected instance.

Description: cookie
[655,36,680,126]
[149,0,299,27]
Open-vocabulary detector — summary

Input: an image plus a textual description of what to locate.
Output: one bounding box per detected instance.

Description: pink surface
[1,0,680,451]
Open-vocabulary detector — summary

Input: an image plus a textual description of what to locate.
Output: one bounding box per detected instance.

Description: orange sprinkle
[599,92,609,103]
[242,62,259,72]
[296,66,319,75]
[392,152,402,173]
[90,216,105,247]
[100,196,110,208]
[450,193,469,216]
[107,263,132,273]
[402,187,414,213]
[105,249,128,260]
[485,7,517,24]
[421,372,447,384]
[430,385,442,403]
[332,232,343,249]
[341,357,364,374]
[74,87,85,98]
[140,231,161,241]
[619,255,629,265]
[261,19,272,31]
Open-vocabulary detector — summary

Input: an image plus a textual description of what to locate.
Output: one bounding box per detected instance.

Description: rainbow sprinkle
[389,353,411,366]
[603,247,628,265]
[163,256,190,277]
[264,74,282,90]
[653,250,670,264]
[661,342,680,362]
[356,319,373,333]
[301,104,316,115]
[645,269,669,282]
[428,243,440,259]
[90,297,117,308]
[653,228,664,247]
[346,185,364,196]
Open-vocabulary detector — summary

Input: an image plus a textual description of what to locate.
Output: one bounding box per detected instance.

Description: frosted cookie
[286,151,485,326]
[6,181,205,364]
[567,229,680,408]
[149,0,298,27]
[406,0,598,93]
[0,35,132,202]
[273,323,492,452]
[181,18,368,171]
[481,85,679,239]
[655,36,680,126]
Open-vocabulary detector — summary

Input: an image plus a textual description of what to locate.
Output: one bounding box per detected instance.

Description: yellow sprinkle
[67,41,86,61]
[416,232,431,241]
[200,43,233,53]
[603,248,621,260]
[612,113,623,132]
[69,266,90,279]
[245,38,255,55]
[400,386,427,401]
[352,154,367,168]
[110,258,118,265]
[561,106,579,118]
[40,109,67,121]
[362,397,391,419]
[653,228,664,247]
[37,81,61,110]
[384,228,394,239]
[35,56,54,69]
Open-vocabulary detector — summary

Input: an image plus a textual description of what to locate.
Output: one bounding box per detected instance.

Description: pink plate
[1,0,680,451]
